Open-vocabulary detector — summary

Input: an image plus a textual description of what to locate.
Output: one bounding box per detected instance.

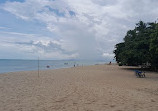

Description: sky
[0,0,158,60]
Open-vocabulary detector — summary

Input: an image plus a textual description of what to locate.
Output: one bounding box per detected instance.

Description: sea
[0,59,107,74]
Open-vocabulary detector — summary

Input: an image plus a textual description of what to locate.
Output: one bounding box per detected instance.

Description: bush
[118,62,123,66]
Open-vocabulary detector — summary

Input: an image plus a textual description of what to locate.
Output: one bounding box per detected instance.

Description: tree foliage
[114,21,158,70]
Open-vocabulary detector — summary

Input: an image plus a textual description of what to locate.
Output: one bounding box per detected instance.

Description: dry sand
[0,64,158,111]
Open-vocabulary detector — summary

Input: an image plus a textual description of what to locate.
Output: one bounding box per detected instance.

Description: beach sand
[0,64,158,111]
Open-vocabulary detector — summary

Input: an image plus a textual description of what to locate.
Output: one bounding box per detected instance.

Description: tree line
[114,21,158,70]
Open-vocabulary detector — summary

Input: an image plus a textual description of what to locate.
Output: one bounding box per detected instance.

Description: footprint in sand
[110,105,116,107]
[151,99,156,102]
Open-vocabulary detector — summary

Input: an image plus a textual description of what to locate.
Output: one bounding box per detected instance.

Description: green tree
[150,24,158,69]
[114,21,158,69]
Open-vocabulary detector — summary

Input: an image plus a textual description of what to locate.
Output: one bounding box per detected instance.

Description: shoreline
[0,64,99,74]
[0,66,74,75]
[1,64,158,111]
[0,63,112,74]
[0,59,108,74]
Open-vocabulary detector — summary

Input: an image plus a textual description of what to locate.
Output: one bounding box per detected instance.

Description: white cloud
[0,26,11,29]
[0,31,37,36]
[1,0,158,60]
[102,52,114,58]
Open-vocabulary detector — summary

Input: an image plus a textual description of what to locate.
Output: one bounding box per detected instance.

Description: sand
[0,64,158,111]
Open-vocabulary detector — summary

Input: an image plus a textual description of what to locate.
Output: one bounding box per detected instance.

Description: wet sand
[0,64,158,111]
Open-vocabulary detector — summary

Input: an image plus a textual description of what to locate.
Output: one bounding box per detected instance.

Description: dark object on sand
[64,63,68,65]
[118,62,123,66]
[46,65,50,68]
[134,70,145,78]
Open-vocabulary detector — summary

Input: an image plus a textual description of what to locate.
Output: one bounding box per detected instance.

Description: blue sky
[0,0,158,60]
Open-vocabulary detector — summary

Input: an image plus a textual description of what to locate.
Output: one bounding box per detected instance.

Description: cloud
[14,40,77,55]
[91,0,118,6]
[0,31,78,59]
[1,0,158,60]
[0,26,11,29]
[0,31,36,36]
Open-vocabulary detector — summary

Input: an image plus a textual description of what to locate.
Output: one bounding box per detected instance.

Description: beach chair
[134,70,145,78]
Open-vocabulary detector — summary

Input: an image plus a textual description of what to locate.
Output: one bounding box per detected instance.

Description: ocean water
[0,59,106,73]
